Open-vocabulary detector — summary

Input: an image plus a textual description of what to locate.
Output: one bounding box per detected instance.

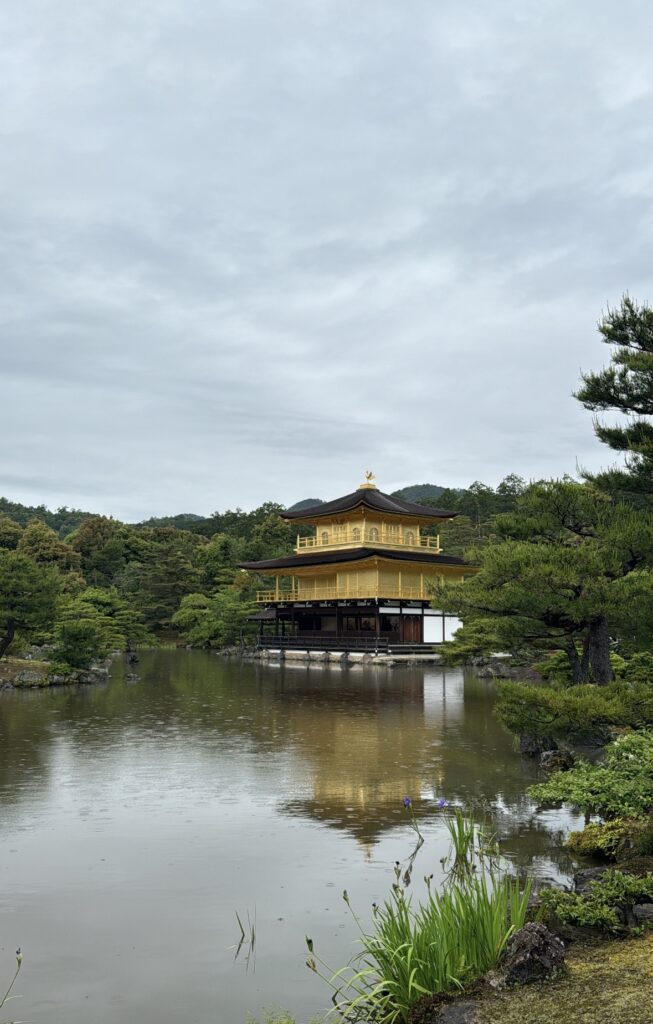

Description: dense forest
[1,296,653,679]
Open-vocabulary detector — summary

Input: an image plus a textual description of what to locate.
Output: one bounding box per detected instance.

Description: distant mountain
[0,486,455,539]
[285,498,325,513]
[391,483,447,503]
[286,488,455,510]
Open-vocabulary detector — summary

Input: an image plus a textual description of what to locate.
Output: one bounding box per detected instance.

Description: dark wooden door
[401,615,423,643]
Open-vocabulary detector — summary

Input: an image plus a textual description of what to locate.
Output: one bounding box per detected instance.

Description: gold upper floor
[295,518,440,555]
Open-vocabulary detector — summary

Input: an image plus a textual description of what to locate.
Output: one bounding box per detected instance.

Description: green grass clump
[538,870,653,933]
[320,812,531,1024]
[529,731,653,818]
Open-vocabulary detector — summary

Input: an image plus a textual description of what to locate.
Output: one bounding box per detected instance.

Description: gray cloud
[2,0,652,519]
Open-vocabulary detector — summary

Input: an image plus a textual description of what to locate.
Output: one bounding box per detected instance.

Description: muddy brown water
[0,650,582,1023]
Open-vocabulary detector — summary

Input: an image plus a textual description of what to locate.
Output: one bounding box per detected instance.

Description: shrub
[529,731,653,819]
[533,650,575,683]
[495,681,653,742]
[533,650,627,686]
[565,818,650,860]
[623,652,653,685]
[52,617,109,669]
[538,870,653,932]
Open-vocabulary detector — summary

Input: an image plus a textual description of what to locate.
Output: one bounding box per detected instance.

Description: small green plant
[538,870,653,933]
[307,811,531,1024]
[529,730,653,819]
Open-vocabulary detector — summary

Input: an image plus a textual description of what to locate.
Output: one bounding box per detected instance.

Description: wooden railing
[259,633,390,652]
[295,531,440,553]
[256,584,428,603]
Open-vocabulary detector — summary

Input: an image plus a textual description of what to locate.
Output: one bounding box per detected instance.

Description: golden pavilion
[240,474,470,651]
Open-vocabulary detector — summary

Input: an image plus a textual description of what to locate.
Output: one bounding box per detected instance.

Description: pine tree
[576,295,653,498]
[434,480,653,683]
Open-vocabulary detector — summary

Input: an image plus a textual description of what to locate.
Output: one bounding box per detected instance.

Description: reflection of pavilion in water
[269,665,571,873]
[273,666,468,848]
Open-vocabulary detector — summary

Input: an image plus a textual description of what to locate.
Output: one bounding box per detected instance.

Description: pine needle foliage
[576,295,653,499]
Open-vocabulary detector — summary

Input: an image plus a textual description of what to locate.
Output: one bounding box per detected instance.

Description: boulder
[307,650,328,662]
[14,669,48,687]
[519,733,556,758]
[495,922,565,987]
[540,749,574,771]
[573,866,611,894]
[409,997,480,1024]
[633,903,653,923]
[435,1002,482,1023]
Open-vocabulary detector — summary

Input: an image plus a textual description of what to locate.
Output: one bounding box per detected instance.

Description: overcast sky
[2,1,652,521]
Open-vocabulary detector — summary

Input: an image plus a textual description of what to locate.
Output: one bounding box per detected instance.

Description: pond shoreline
[0,654,111,689]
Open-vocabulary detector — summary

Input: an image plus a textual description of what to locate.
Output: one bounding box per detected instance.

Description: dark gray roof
[281,488,456,522]
[240,547,468,572]
[246,607,278,621]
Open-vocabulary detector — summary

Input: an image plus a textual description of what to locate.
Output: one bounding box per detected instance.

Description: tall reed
[315,813,531,1024]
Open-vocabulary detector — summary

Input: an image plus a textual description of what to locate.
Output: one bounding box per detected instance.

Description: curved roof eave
[239,546,470,572]
[281,488,457,523]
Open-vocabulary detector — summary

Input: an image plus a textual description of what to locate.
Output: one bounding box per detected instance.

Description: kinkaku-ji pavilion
[240,474,471,653]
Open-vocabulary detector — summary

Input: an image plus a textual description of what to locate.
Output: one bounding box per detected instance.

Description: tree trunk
[0,619,16,659]
[564,638,591,684]
[589,616,614,685]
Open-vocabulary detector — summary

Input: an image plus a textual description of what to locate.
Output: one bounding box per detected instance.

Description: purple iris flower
[436,797,448,809]
[402,796,412,808]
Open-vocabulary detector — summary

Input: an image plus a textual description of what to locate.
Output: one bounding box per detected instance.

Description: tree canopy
[0,551,59,658]
[433,480,653,683]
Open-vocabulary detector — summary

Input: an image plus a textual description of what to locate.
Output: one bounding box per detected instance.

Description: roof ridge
[282,487,456,521]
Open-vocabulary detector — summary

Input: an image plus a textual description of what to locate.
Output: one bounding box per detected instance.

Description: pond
[0,650,581,1023]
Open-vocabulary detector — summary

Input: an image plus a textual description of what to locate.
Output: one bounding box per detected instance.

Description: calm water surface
[0,651,581,1023]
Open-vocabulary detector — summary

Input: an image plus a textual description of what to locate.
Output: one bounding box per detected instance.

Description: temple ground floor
[252,598,462,652]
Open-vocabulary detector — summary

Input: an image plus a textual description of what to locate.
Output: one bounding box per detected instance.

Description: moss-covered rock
[476,933,653,1024]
